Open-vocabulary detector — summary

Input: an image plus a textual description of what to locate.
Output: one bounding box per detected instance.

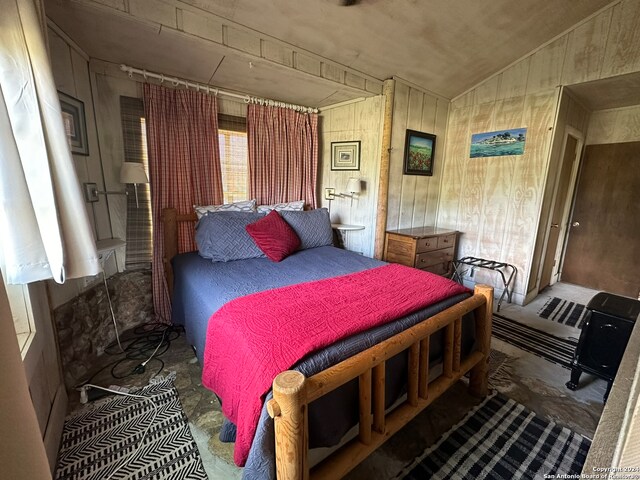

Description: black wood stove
[566,292,640,401]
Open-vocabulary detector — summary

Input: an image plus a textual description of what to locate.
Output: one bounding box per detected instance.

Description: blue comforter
[172,246,472,479]
[172,246,387,363]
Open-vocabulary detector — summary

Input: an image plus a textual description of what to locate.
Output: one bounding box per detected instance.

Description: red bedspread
[202,263,470,466]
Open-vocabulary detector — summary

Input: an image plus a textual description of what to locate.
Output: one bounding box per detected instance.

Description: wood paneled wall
[386,79,449,231]
[48,26,111,240]
[438,91,557,304]
[437,0,640,304]
[319,97,385,256]
[587,105,640,145]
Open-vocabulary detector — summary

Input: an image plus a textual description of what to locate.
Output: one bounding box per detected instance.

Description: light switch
[324,188,335,200]
[84,182,99,202]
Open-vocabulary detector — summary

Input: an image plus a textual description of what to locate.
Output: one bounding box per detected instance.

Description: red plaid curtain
[144,83,223,323]
[247,105,318,208]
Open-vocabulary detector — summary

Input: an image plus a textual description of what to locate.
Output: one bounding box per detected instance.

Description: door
[539,133,581,291]
[561,142,640,297]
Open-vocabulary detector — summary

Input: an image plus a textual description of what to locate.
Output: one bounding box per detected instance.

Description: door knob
[572,221,580,227]
[551,223,559,228]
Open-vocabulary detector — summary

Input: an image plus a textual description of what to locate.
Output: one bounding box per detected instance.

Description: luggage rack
[452,256,517,311]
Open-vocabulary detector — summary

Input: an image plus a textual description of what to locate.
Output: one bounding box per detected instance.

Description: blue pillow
[280,208,334,250]
[195,211,266,261]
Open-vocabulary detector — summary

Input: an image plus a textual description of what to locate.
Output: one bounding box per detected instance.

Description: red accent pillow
[246,210,301,262]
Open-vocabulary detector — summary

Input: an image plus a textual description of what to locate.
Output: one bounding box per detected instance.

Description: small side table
[566,292,640,401]
[96,238,126,269]
[331,224,364,250]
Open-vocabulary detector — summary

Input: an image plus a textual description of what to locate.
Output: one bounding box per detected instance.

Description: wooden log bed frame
[162,207,494,480]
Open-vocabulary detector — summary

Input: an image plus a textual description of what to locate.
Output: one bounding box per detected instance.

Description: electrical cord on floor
[77,324,181,388]
[75,254,183,391]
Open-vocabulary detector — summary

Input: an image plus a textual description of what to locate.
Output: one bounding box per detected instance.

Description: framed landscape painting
[403,130,436,176]
[470,128,527,158]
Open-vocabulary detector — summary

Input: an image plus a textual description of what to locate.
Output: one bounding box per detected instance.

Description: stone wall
[53,270,154,389]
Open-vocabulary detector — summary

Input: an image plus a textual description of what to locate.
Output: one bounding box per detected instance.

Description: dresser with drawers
[383,227,458,277]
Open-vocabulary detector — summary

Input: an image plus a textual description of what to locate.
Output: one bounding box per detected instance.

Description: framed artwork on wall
[470,128,527,158]
[403,129,436,176]
[58,91,89,156]
[331,141,361,171]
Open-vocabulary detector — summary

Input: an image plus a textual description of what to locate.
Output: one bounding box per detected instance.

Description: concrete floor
[500,281,600,340]
[68,282,605,479]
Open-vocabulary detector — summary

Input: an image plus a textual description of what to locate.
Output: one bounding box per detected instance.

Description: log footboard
[267,284,493,480]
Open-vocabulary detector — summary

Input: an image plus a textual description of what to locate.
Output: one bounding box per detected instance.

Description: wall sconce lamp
[83,162,149,207]
[325,177,361,200]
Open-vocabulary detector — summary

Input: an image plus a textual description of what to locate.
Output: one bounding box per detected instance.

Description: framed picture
[470,128,527,158]
[58,91,89,156]
[403,129,436,176]
[331,141,360,171]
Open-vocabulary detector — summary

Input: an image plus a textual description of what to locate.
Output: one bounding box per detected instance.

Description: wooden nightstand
[383,227,458,277]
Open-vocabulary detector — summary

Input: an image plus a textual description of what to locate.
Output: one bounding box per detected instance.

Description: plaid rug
[55,379,207,480]
[397,393,591,479]
[538,297,588,329]
[492,313,577,369]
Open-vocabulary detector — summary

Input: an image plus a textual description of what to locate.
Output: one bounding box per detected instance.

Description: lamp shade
[120,162,149,184]
[345,177,361,194]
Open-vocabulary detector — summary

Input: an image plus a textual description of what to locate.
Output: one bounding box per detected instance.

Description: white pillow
[256,200,305,214]
[194,199,257,219]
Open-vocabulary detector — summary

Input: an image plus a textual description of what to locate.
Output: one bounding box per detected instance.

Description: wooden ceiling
[204,0,614,98]
[45,0,618,106]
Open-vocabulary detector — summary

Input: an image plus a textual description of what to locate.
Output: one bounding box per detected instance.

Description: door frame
[549,127,584,285]
[535,126,584,292]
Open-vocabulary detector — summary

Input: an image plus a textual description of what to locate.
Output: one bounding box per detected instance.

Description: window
[218,129,248,203]
[3,280,35,355]
[218,115,248,203]
[120,97,152,270]
[118,108,248,268]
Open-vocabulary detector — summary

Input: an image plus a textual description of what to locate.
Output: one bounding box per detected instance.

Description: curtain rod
[119,64,319,114]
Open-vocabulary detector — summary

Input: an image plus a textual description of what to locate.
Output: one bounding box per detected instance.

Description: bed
[163,207,493,480]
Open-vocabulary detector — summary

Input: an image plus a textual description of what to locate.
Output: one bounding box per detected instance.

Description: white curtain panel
[0,0,99,284]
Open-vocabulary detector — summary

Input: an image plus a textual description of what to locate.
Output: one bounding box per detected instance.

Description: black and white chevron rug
[492,313,578,369]
[538,297,588,329]
[55,378,207,480]
[397,392,591,479]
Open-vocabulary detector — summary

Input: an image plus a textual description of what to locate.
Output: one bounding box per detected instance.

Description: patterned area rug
[492,313,578,369]
[397,392,591,480]
[55,379,207,480]
[538,297,588,329]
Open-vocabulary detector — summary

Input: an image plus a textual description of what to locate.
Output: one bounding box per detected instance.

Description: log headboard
[161,208,197,297]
